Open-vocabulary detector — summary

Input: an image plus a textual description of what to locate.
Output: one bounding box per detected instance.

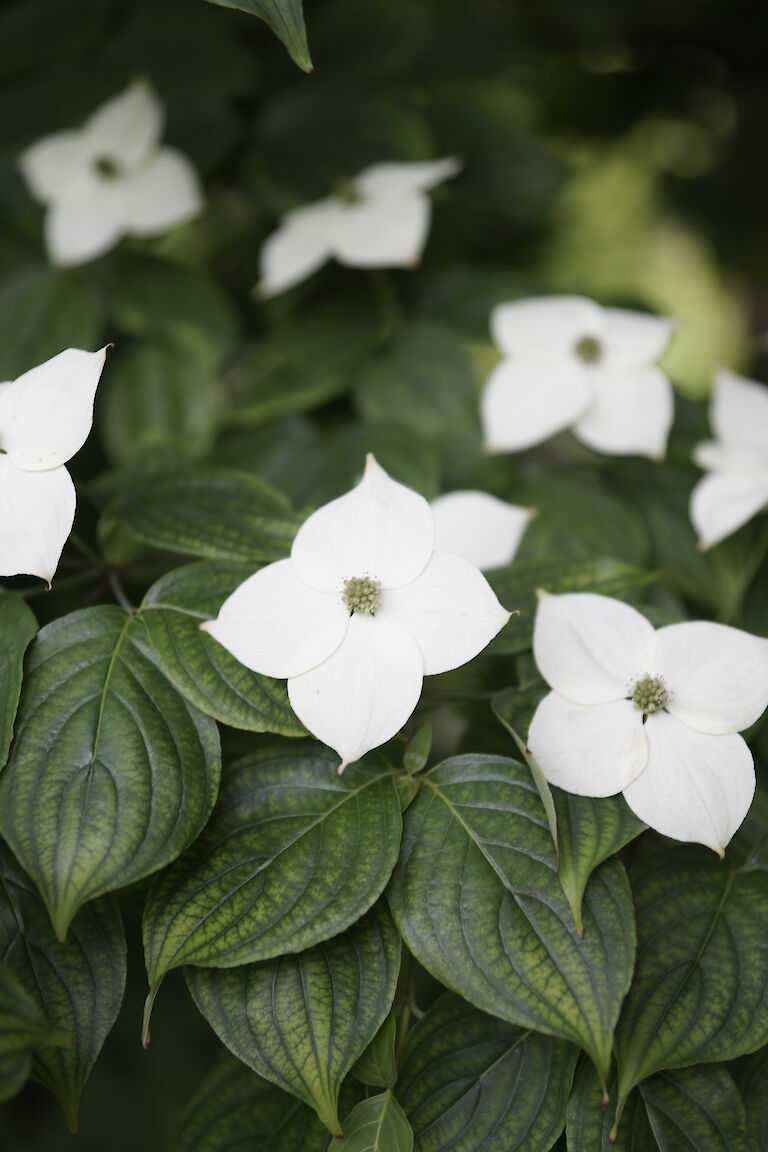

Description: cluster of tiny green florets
[574,334,603,364]
[342,575,381,615]
[631,674,669,714]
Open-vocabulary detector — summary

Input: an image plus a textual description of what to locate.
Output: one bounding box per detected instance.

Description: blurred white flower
[480,295,675,459]
[690,367,768,550]
[19,79,203,267]
[0,347,107,583]
[431,490,534,570]
[257,158,461,297]
[528,591,768,855]
[202,455,509,769]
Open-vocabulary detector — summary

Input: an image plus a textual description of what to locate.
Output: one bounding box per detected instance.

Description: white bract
[527,591,768,855]
[19,79,203,267]
[202,455,510,769]
[690,368,768,549]
[431,490,534,570]
[0,347,107,584]
[257,158,461,297]
[480,295,675,458]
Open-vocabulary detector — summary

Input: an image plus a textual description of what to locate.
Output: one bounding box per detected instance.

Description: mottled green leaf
[334,1091,413,1152]
[639,1066,756,1152]
[188,904,401,1135]
[387,755,635,1085]
[106,468,302,563]
[140,560,301,734]
[0,265,102,379]
[566,1061,657,1151]
[351,1012,398,1089]
[174,1051,329,1152]
[0,964,69,1104]
[0,606,221,938]
[205,0,312,72]
[0,596,36,771]
[0,844,126,1130]
[615,847,768,1110]
[398,992,578,1152]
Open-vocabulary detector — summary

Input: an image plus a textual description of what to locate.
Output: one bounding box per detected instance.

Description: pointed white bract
[19,80,203,267]
[527,591,768,854]
[256,158,461,297]
[430,490,534,571]
[0,347,107,583]
[480,295,675,459]
[690,368,768,549]
[203,455,510,769]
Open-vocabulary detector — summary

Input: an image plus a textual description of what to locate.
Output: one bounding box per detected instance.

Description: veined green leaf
[0,596,36,771]
[0,844,126,1130]
[0,606,221,939]
[187,904,401,1136]
[351,1011,398,1089]
[204,0,312,72]
[639,1066,756,1152]
[566,1061,653,1151]
[335,1091,413,1152]
[398,992,578,1152]
[140,560,302,734]
[0,964,70,1104]
[386,755,635,1086]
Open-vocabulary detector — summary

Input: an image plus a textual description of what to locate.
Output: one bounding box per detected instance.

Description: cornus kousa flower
[19,79,203,267]
[0,347,107,583]
[690,368,768,550]
[257,158,461,297]
[527,591,768,855]
[202,455,510,769]
[480,295,675,459]
[430,490,535,570]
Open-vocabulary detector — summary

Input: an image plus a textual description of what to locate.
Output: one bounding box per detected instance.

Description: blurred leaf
[0,596,36,771]
[398,993,577,1152]
[0,844,125,1130]
[0,607,221,939]
[143,744,401,996]
[0,265,102,379]
[0,965,70,1105]
[205,0,312,73]
[351,1012,397,1089]
[140,560,301,734]
[491,686,558,848]
[403,724,432,776]
[188,904,401,1135]
[333,1091,413,1151]
[387,755,635,1086]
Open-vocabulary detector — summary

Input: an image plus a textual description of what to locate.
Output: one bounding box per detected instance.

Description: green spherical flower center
[334,177,363,205]
[631,675,668,714]
[574,334,603,365]
[94,156,120,180]
[342,575,381,615]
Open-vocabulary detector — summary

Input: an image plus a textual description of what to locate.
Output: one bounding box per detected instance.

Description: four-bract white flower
[480,295,675,459]
[257,158,461,298]
[0,347,107,584]
[527,591,768,855]
[690,368,768,550]
[202,455,510,769]
[431,490,534,570]
[19,79,203,268]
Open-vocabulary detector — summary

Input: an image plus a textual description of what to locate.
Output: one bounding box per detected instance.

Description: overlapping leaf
[335,1091,413,1152]
[0,596,36,771]
[0,965,69,1105]
[351,1012,398,1089]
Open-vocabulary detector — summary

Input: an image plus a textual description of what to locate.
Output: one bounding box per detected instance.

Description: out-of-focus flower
[690,368,768,549]
[527,591,768,855]
[480,295,675,459]
[257,159,461,297]
[0,348,107,583]
[19,80,203,267]
[431,490,534,570]
[202,455,509,770]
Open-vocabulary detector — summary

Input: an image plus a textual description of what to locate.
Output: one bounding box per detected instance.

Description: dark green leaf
[639,1066,756,1152]
[615,847,768,1109]
[0,265,102,379]
[491,685,558,847]
[0,844,126,1130]
[143,744,401,1006]
[0,596,36,772]
[351,1012,398,1089]
[0,964,69,1104]
[387,755,635,1086]
[398,992,578,1152]
[566,1061,657,1151]
[205,0,312,72]
[140,560,302,734]
[106,468,302,563]
[0,606,221,938]
[174,1051,329,1152]
[188,904,401,1135]
[733,1044,768,1148]
[334,1091,413,1151]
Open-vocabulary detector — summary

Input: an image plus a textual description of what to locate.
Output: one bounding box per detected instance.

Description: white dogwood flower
[202,455,509,769]
[431,490,534,570]
[527,591,768,855]
[690,368,768,549]
[480,295,675,458]
[257,158,461,297]
[19,79,203,267]
[0,347,107,583]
